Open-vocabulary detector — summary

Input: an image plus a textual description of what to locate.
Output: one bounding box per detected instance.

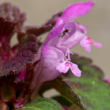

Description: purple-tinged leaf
[0,35,38,76]
[26,24,51,36]
[0,2,26,30]
[0,17,17,44]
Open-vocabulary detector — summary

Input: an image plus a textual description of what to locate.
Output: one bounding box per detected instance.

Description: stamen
[59,29,70,37]
[66,33,69,37]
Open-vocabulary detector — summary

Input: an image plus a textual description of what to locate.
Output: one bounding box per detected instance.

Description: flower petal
[40,46,64,81]
[59,1,94,23]
[80,37,91,52]
[47,21,77,49]
[61,24,86,49]
[70,62,81,77]
[80,37,102,52]
[56,61,69,73]
[56,61,81,77]
[92,41,102,48]
[30,46,65,91]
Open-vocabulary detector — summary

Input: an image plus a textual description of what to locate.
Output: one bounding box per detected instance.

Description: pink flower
[53,1,102,52]
[39,21,81,82]
[33,1,97,87]
[47,21,77,53]
[105,78,110,83]
[31,1,101,99]
[41,46,81,80]
[49,20,102,53]
[80,36,102,52]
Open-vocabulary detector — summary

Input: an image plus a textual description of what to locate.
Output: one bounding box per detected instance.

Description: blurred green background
[1,0,109,78]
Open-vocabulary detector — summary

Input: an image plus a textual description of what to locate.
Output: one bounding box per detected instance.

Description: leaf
[49,77,86,110]
[0,34,38,76]
[39,55,105,110]
[0,2,26,29]
[0,17,17,40]
[20,98,63,110]
[76,57,92,65]
[26,25,51,36]
[52,96,71,107]
[66,57,110,110]
[39,77,86,109]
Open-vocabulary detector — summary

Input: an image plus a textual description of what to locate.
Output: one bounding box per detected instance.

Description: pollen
[66,34,69,37]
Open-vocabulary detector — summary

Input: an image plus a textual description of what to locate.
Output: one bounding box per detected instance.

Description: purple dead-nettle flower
[35,21,81,82]
[0,1,104,109]
[40,1,98,77]
[33,1,102,91]
[33,1,97,89]
[32,2,97,89]
[104,78,110,83]
[54,1,102,52]
[56,55,81,77]
[31,21,80,99]
[47,21,77,53]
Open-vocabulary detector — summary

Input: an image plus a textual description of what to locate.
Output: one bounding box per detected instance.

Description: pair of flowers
[34,1,102,84]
